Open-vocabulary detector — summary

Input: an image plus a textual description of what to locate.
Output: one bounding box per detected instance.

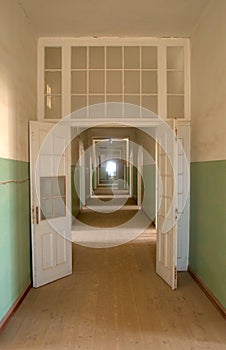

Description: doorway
[30,118,190,289]
[91,137,130,198]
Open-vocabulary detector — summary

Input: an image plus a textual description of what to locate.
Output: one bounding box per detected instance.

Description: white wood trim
[158,42,167,119]
[184,40,191,120]
[38,37,191,122]
[38,37,189,46]
[176,120,190,271]
[37,43,44,121]
[63,43,71,117]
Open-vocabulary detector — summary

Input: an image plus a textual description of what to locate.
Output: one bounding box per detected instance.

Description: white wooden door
[156,120,178,289]
[79,139,85,206]
[30,121,72,287]
[177,121,190,271]
[137,146,143,208]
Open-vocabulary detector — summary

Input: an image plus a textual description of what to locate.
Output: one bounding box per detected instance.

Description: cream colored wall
[191,0,226,162]
[135,129,155,160]
[0,0,37,162]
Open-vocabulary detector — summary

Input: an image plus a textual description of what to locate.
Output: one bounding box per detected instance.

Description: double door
[30,120,190,289]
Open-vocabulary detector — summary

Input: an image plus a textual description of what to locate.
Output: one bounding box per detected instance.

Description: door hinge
[174,266,177,281]
[36,206,40,224]
[173,266,178,289]
[32,206,35,224]
[175,127,178,141]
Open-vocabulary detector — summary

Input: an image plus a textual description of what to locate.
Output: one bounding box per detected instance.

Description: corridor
[0,210,225,350]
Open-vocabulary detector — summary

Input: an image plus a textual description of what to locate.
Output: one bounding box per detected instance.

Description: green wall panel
[141,164,156,221]
[190,160,226,308]
[71,165,81,218]
[0,158,31,321]
[132,166,137,201]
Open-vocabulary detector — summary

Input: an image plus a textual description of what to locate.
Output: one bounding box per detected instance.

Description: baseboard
[0,282,32,333]
[188,266,226,320]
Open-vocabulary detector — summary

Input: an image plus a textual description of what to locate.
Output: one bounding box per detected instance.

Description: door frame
[30,117,190,288]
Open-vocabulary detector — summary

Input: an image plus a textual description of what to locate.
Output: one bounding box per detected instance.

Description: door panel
[156,120,177,289]
[30,121,72,287]
[177,121,190,271]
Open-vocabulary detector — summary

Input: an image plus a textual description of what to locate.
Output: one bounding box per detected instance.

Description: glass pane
[124,95,140,106]
[89,70,105,93]
[106,47,122,69]
[89,47,104,68]
[45,47,62,69]
[71,96,87,113]
[124,71,140,93]
[89,96,105,117]
[124,95,140,118]
[167,95,184,118]
[41,198,53,220]
[71,71,87,94]
[45,95,62,119]
[106,71,122,93]
[45,72,61,94]
[106,97,123,118]
[40,177,52,198]
[54,197,66,218]
[142,71,157,93]
[106,95,122,102]
[141,46,157,69]
[71,46,87,69]
[124,47,140,69]
[141,95,158,115]
[167,47,184,70]
[52,176,65,196]
[167,71,184,94]
[89,95,105,105]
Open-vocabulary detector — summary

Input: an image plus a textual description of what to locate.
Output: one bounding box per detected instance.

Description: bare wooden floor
[0,231,225,349]
[78,205,138,225]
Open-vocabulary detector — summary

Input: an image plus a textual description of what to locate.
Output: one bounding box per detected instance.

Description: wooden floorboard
[0,225,225,349]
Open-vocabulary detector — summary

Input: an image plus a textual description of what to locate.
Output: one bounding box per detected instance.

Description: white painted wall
[191,0,226,162]
[0,0,37,161]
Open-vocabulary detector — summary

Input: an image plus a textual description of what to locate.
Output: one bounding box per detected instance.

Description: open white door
[177,121,190,271]
[137,145,143,208]
[30,121,72,287]
[156,120,178,289]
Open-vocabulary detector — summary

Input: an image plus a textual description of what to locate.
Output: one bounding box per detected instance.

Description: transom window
[39,38,190,121]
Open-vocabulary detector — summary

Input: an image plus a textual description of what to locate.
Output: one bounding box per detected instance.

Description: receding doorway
[92,137,130,198]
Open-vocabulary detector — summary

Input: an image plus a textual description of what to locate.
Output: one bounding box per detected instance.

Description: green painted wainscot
[190,159,226,308]
[71,165,81,218]
[141,164,156,221]
[0,158,31,322]
[132,166,137,202]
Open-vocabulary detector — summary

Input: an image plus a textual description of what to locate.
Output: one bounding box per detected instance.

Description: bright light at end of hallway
[106,160,116,177]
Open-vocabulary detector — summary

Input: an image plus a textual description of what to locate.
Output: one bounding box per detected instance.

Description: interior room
[0,0,226,348]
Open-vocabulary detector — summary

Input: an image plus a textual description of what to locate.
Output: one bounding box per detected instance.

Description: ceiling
[19,0,209,38]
